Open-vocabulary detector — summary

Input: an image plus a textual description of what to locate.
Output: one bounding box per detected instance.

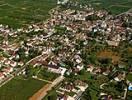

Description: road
[0,75,13,87]
[29,76,65,100]
[100,83,108,89]
[122,87,128,100]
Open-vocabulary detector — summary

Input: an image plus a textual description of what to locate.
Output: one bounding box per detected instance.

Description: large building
[57,0,69,5]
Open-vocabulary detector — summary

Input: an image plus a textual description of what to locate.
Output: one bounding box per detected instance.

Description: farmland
[0,0,57,28]
[0,76,47,100]
[0,0,131,28]
[71,0,132,14]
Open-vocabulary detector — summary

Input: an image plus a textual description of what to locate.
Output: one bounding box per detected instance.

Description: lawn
[127,73,132,81]
[42,89,57,100]
[0,0,57,28]
[77,71,93,81]
[0,76,47,100]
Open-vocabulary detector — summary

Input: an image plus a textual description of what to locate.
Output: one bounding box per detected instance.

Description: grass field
[72,0,132,14]
[37,68,60,81]
[0,0,57,28]
[0,76,47,100]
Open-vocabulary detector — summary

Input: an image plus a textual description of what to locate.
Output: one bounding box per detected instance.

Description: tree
[89,53,98,64]
[25,65,39,77]
[96,75,109,85]
[81,88,92,100]
[98,58,112,67]
[103,82,122,97]
[78,68,85,75]
[17,47,26,62]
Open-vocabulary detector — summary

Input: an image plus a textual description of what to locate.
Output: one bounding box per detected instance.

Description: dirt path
[108,5,131,8]
[33,77,52,84]
[29,76,64,100]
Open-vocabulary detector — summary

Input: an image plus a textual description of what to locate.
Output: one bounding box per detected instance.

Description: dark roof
[48,64,59,69]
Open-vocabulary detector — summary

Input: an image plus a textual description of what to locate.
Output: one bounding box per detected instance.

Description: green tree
[81,88,92,100]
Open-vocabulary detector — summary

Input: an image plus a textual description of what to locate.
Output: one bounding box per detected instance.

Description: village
[0,1,132,100]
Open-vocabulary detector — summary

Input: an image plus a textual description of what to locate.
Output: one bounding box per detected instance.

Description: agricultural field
[0,0,131,28]
[0,76,47,100]
[71,0,132,14]
[0,0,57,28]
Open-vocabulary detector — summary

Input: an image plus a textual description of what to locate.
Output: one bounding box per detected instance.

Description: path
[122,87,128,100]
[29,76,64,100]
[33,77,52,84]
[116,8,132,17]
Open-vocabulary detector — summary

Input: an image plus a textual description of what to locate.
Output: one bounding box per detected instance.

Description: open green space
[77,71,93,81]
[37,68,60,81]
[0,0,57,28]
[127,73,132,81]
[0,76,47,100]
[42,89,58,100]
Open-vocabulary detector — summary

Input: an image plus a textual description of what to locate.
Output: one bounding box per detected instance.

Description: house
[0,57,6,63]
[57,94,68,100]
[0,72,5,81]
[100,95,112,100]
[76,64,84,71]
[10,61,17,67]
[48,61,57,66]
[57,0,69,5]
[75,58,82,64]
[48,65,66,75]
[18,61,24,66]
[65,84,74,92]
[4,59,17,67]
[60,67,67,75]
[107,40,119,47]
[114,72,125,82]
[2,67,13,75]
[4,60,10,65]
[128,67,132,73]
[87,65,94,72]
[72,67,80,74]
[74,55,82,64]
[74,80,88,91]
[103,68,110,76]
[93,67,102,74]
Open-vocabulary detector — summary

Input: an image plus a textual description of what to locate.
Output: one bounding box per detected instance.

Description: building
[48,64,67,75]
